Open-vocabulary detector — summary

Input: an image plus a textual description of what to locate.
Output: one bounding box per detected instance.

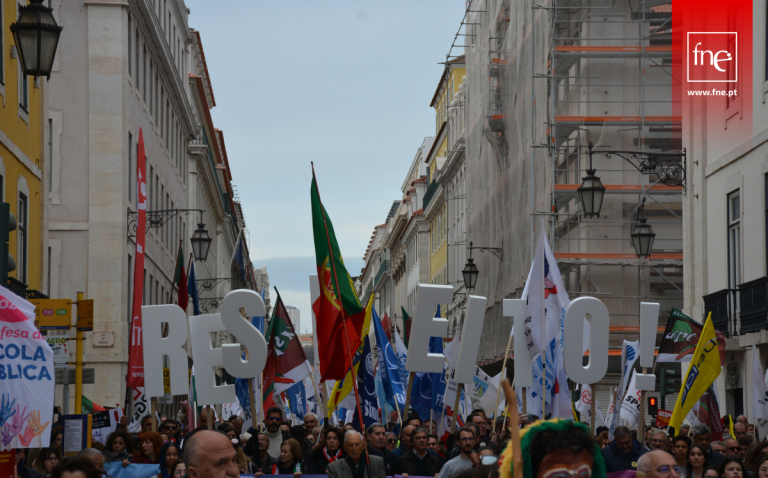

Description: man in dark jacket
[601,426,649,472]
[396,427,442,477]
[691,423,725,471]
[366,423,397,477]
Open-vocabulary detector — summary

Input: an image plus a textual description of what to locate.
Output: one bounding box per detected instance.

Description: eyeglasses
[655,465,683,476]
[481,456,499,466]
[728,447,741,452]
[387,439,397,444]
[542,464,592,478]
[267,417,281,421]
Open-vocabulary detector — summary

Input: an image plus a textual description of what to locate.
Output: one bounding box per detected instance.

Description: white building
[44,0,255,411]
[285,305,300,333]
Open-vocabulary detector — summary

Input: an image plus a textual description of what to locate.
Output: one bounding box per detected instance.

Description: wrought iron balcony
[739,277,768,335]
[374,260,389,287]
[703,288,737,337]
[423,180,440,211]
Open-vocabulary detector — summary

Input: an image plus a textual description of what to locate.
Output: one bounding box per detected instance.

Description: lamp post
[577,142,606,218]
[462,241,502,290]
[10,0,63,79]
[630,198,656,258]
[190,223,212,262]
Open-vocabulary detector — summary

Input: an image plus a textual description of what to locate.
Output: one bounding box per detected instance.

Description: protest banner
[92,408,122,445]
[656,409,672,428]
[0,285,55,450]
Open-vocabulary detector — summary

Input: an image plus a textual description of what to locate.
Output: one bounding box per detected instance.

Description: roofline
[424,121,448,164]
[430,60,465,107]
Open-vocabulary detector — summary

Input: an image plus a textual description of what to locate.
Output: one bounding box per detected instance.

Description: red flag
[127,129,147,388]
[381,314,392,345]
[174,241,188,312]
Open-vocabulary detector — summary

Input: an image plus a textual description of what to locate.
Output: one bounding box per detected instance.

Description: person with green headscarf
[499,419,607,478]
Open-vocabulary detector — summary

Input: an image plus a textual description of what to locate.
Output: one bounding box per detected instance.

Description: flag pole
[309,373,325,423]
[501,377,515,433]
[493,334,514,418]
[311,163,368,465]
[403,372,415,420]
[450,383,463,433]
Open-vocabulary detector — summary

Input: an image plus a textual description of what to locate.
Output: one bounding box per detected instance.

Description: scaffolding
[540,0,683,336]
[459,0,684,359]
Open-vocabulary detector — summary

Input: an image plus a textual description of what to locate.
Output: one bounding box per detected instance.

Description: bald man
[184,430,240,478]
[638,450,682,478]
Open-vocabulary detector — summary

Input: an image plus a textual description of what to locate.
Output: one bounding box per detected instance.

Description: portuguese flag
[262,288,312,414]
[174,241,188,312]
[82,395,106,414]
[310,169,366,381]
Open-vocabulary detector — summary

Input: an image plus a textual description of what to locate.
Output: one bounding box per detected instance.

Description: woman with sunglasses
[304,427,344,474]
[385,432,398,451]
[686,444,711,478]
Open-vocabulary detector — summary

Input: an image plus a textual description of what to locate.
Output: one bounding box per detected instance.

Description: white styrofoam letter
[220,290,268,379]
[636,302,661,391]
[505,299,531,387]
[141,305,189,398]
[189,313,237,405]
[564,297,609,384]
[454,295,487,383]
[406,284,454,373]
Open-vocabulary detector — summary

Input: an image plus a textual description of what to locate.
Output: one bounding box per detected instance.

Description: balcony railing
[703,288,737,337]
[739,277,768,335]
[374,260,389,287]
[423,180,439,211]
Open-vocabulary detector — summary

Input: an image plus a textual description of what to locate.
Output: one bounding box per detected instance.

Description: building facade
[44,0,257,410]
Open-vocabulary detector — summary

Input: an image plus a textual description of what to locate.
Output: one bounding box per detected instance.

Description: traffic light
[648,396,658,417]
[660,368,677,408]
[0,203,16,283]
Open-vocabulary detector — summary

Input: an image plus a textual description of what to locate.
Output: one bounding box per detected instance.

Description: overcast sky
[185,1,466,332]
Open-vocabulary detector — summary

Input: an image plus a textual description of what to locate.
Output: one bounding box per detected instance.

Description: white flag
[604,388,615,428]
[468,367,500,416]
[753,344,768,438]
[576,384,604,430]
[128,387,149,433]
[618,371,642,431]
[609,341,640,438]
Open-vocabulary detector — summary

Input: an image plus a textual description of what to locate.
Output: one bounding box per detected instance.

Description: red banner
[673,0,753,139]
[656,409,672,428]
[127,129,147,388]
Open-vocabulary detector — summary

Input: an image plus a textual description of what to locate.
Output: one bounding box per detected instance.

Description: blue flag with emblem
[409,336,442,421]
[372,305,406,411]
[187,261,200,316]
[287,381,307,421]
[351,335,378,431]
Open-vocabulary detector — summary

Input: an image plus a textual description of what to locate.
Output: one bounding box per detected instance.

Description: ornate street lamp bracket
[195,278,234,296]
[127,208,204,242]
[596,149,687,191]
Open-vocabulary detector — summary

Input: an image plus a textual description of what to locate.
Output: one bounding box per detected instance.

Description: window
[165,192,170,248]
[0,4,4,82]
[155,74,159,122]
[128,132,133,202]
[728,191,742,290]
[127,254,132,322]
[48,119,53,191]
[160,184,165,242]
[128,15,132,77]
[18,65,28,111]
[166,100,169,144]
[149,166,153,210]
[160,88,164,138]
[17,194,27,284]
[143,46,147,102]
[149,62,154,116]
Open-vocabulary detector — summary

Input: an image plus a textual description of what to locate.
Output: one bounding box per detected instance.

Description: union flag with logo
[310,169,366,381]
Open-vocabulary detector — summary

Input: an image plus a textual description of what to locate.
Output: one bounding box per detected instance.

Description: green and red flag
[262,288,312,414]
[310,170,366,381]
[658,308,725,365]
[174,241,188,312]
[81,395,106,414]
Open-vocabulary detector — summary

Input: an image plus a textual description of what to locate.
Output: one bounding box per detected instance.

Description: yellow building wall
[0,0,43,290]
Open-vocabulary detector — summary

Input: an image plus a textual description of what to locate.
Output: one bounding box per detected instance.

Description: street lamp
[10,0,63,80]
[631,198,656,258]
[462,241,503,290]
[191,223,212,262]
[577,142,606,218]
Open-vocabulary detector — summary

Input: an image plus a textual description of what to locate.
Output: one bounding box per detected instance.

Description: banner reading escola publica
[0,285,54,449]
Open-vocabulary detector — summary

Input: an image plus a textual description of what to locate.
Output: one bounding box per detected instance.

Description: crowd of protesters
[16,405,768,478]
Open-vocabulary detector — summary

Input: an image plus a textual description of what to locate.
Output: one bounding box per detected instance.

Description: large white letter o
[563,297,609,384]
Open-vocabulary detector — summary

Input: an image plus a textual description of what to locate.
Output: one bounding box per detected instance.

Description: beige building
[45,0,256,411]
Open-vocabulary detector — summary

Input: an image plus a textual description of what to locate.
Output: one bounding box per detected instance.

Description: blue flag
[287,381,307,421]
[187,261,200,316]
[372,306,406,411]
[352,336,378,431]
[410,337,442,421]
[253,287,266,332]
